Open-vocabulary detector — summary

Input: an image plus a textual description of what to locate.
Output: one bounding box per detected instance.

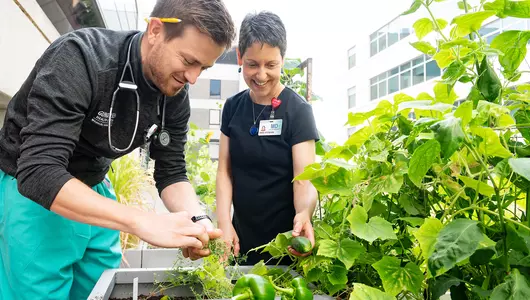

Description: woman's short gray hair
[238,11,287,58]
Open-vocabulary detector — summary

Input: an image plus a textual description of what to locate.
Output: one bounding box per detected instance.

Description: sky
[132,0,408,143]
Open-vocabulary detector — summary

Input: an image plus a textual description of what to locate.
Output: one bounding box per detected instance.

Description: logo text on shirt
[91,111,116,127]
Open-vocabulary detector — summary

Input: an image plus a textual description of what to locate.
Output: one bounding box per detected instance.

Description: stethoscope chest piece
[158,130,171,147]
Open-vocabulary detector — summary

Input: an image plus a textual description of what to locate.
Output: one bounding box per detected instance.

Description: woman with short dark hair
[216,11,319,265]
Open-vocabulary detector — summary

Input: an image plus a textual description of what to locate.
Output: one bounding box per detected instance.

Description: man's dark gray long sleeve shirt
[0,28,191,209]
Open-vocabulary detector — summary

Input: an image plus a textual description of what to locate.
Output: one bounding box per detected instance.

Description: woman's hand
[289,212,315,257]
[218,220,240,260]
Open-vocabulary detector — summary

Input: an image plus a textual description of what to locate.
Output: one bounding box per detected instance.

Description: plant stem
[527,188,530,228]
[441,189,465,222]
[464,142,509,271]
[268,276,294,296]
[232,292,251,300]
[450,205,530,233]
[423,2,449,42]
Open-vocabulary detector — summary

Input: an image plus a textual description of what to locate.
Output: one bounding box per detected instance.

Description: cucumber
[291,236,312,254]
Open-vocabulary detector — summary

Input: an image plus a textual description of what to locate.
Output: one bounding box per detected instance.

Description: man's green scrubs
[0,170,122,299]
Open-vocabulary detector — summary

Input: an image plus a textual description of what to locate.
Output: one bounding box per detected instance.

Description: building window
[347,127,356,137]
[348,46,356,69]
[348,87,356,109]
[216,47,238,65]
[369,14,415,57]
[369,54,440,101]
[209,109,220,125]
[210,79,221,98]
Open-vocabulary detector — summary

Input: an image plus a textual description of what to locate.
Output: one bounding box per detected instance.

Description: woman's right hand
[132,211,209,249]
[218,221,240,257]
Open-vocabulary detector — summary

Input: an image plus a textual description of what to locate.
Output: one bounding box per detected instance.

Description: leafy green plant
[281,58,322,102]
[153,240,294,300]
[257,1,530,299]
[107,153,153,251]
[184,123,218,212]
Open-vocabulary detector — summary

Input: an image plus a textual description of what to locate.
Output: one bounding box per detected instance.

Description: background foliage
[258,1,530,299]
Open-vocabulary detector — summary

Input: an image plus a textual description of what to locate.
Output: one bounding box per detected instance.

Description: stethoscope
[108,34,171,153]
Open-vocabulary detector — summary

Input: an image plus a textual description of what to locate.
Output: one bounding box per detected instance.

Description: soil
[110,296,197,300]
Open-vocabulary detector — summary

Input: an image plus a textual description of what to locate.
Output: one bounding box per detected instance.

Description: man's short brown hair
[149,0,235,50]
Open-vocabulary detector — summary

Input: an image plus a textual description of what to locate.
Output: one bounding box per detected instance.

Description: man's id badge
[258,119,283,136]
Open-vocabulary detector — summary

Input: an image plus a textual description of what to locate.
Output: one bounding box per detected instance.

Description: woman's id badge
[258,119,283,136]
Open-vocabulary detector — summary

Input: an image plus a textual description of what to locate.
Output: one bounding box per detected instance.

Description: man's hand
[132,211,209,249]
[289,212,315,257]
[182,217,223,260]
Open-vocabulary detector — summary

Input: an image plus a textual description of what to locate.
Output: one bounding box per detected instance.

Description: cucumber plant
[256,1,530,299]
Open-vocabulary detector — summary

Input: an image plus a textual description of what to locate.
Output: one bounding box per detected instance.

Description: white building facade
[0,0,138,125]
[187,47,243,160]
[344,0,530,136]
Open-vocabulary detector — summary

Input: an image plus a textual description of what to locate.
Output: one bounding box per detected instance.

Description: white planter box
[121,248,202,269]
[88,266,334,300]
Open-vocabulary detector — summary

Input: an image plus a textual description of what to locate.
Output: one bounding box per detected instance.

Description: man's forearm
[161,181,205,216]
[51,178,144,233]
[293,180,318,218]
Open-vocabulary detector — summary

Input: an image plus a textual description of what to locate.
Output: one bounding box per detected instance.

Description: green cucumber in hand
[291,236,312,254]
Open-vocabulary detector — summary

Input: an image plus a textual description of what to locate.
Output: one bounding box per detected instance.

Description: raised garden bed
[121,248,201,269]
[88,266,334,300]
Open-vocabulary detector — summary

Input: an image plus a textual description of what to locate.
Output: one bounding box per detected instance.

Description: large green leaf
[451,11,497,37]
[372,256,423,297]
[431,276,464,299]
[295,163,339,181]
[454,100,473,127]
[440,37,477,49]
[442,61,466,85]
[509,250,530,267]
[436,18,448,30]
[491,31,530,77]
[458,1,472,10]
[434,83,459,104]
[473,100,511,126]
[466,86,483,106]
[410,41,437,56]
[323,145,357,161]
[428,219,484,276]
[346,100,393,126]
[344,127,373,148]
[327,265,348,285]
[490,269,530,300]
[469,126,513,158]
[506,223,530,254]
[337,239,366,269]
[349,283,396,300]
[316,239,365,269]
[458,175,496,197]
[311,168,356,196]
[399,217,425,227]
[397,100,453,113]
[477,56,502,102]
[317,239,339,259]
[514,109,530,141]
[433,49,457,69]
[414,18,434,40]
[485,0,530,18]
[398,193,426,216]
[409,139,441,187]
[509,158,530,182]
[414,217,444,259]
[402,0,422,15]
[430,117,465,159]
[347,206,397,243]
